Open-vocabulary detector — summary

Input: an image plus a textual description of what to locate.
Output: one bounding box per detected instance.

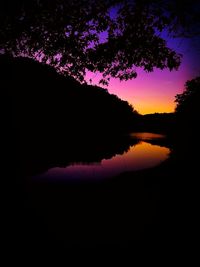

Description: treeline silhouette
[1,55,138,135]
[1,55,139,175]
[175,76,200,135]
[137,113,175,134]
[171,76,200,166]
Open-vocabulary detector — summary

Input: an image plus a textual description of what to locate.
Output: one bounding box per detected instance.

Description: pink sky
[86,36,200,114]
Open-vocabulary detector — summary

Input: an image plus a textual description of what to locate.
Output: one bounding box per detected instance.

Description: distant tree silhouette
[175,76,200,116]
[1,0,199,84]
[174,76,200,139]
[138,113,175,133]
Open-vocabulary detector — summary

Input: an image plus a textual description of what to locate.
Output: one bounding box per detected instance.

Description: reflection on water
[35,138,170,180]
[130,132,166,140]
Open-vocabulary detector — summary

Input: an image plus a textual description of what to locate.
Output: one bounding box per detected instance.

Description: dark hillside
[1,55,139,175]
[1,55,138,136]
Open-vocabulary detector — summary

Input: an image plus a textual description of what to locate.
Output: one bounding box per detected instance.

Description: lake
[13,132,171,247]
[33,132,170,180]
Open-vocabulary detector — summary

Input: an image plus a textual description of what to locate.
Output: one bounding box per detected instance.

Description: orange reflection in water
[42,141,170,180]
[130,132,166,140]
[99,141,168,174]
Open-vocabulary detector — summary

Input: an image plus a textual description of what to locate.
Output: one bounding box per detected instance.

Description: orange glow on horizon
[131,97,175,115]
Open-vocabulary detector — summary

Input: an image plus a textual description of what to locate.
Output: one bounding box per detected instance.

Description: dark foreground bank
[3,133,199,258]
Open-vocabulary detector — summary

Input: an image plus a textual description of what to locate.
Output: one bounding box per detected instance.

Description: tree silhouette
[1,0,199,84]
[1,55,140,175]
[1,55,138,134]
[174,76,200,138]
[175,76,200,115]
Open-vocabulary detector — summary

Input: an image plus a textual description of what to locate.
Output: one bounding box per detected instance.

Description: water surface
[34,133,170,180]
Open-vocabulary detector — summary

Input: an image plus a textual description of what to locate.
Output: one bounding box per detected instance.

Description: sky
[86,35,200,114]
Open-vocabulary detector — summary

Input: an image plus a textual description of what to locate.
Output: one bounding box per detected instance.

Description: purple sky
[86,35,200,114]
